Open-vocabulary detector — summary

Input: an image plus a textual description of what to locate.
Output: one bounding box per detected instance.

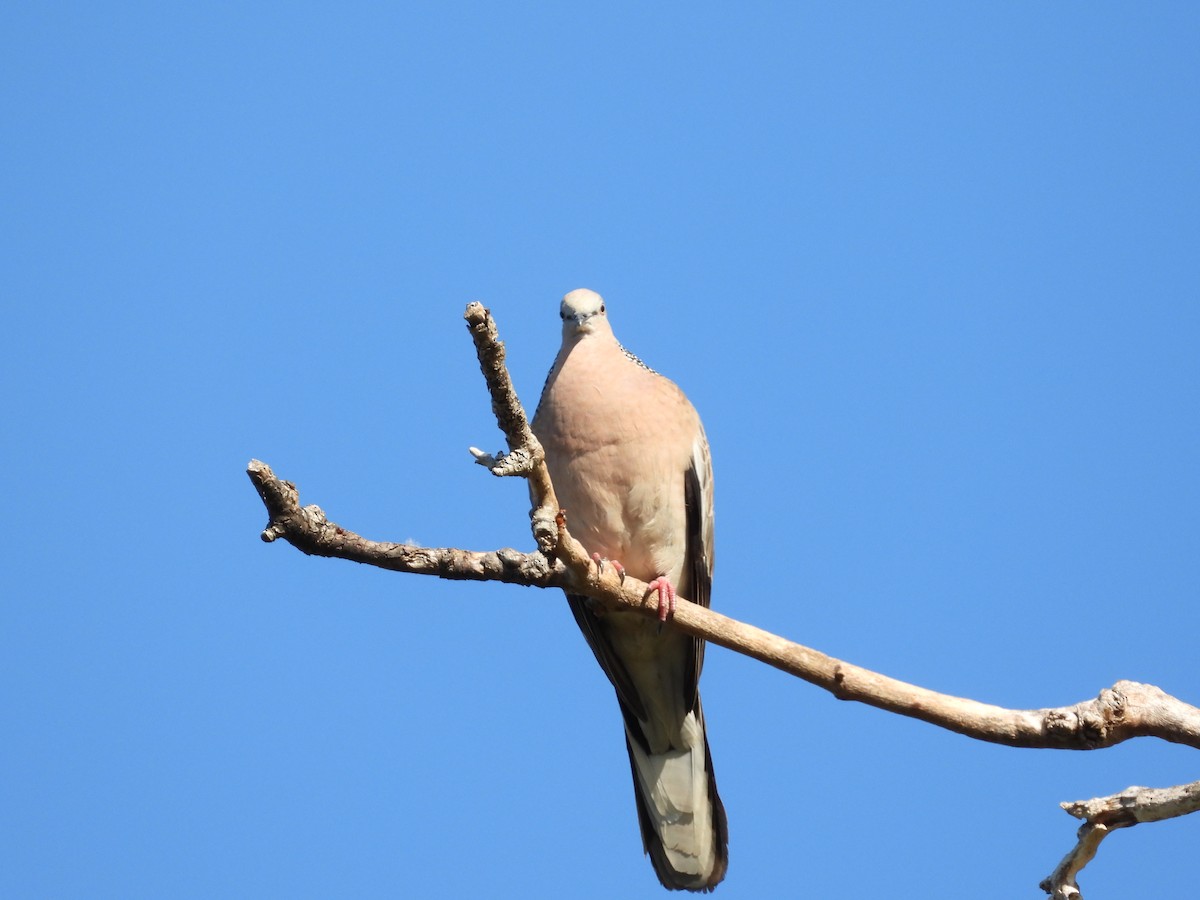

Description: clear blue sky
[3,4,1197,898]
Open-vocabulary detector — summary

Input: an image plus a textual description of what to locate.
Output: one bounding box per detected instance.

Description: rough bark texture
[1041,780,1200,898]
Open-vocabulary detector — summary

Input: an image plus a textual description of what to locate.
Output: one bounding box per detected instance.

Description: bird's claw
[646,577,677,622]
[591,553,627,585]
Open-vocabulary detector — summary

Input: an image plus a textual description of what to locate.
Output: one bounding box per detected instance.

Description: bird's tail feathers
[625,703,728,892]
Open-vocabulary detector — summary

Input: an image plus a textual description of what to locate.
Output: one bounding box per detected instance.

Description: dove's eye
[600,304,605,313]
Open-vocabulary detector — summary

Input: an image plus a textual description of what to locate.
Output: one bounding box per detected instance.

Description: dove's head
[560,288,611,340]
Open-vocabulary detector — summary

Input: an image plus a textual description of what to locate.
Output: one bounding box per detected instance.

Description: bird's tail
[624,700,728,892]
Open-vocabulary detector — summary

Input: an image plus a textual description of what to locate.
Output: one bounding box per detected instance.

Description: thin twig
[1040,780,1200,898]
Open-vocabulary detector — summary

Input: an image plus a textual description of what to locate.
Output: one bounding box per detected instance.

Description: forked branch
[1041,780,1200,898]
[247,301,1199,899]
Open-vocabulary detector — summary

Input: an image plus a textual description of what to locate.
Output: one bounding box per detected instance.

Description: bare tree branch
[1041,780,1200,898]
[248,460,557,587]
[247,300,1199,895]
[463,301,561,554]
[248,456,1200,752]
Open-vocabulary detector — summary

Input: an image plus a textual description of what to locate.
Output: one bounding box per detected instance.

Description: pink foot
[646,577,677,622]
